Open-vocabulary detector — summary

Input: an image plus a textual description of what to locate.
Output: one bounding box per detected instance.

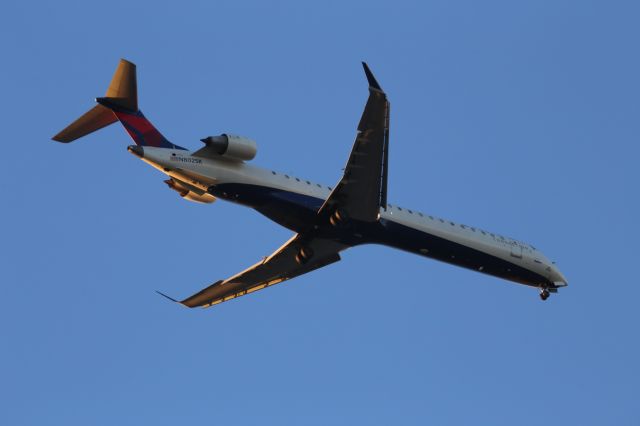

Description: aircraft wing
[162,235,346,308]
[319,63,390,223]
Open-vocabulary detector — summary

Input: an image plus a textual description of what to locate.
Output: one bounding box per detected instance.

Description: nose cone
[550,265,568,287]
[127,145,144,158]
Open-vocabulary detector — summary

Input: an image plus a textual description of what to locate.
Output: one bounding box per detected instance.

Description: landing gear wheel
[539,289,550,301]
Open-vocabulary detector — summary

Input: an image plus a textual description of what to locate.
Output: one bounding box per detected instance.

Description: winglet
[362,62,383,92]
[155,290,180,303]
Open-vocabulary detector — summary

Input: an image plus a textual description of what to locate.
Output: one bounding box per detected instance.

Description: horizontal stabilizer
[52,104,117,143]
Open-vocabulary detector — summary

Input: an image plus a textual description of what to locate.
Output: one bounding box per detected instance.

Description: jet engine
[200,134,257,161]
[165,179,216,204]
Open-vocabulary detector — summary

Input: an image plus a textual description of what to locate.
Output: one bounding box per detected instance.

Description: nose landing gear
[539,288,550,301]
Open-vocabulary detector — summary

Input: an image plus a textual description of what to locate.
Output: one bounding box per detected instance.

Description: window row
[271,171,332,191]
[385,204,533,250]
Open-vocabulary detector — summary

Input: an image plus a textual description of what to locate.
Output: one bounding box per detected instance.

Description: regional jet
[53,59,567,306]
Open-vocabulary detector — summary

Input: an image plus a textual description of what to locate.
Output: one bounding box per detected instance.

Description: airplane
[53,59,568,307]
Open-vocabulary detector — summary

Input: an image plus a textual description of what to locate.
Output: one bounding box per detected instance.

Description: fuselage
[133,146,568,291]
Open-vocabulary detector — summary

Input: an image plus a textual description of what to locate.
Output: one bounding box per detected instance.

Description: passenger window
[285,175,290,179]
[316,183,322,188]
[418,212,423,217]
[408,210,413,214]
[271,171,276,175]
[306,180,311,185]
[295,178,300,182]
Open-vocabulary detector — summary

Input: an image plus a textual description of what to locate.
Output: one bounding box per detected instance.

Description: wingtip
[119,58,136,67]
[155,290,179,303]
[362,62,383,91]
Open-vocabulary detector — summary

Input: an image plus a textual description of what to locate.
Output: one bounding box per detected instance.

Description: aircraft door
[510,243,522,259]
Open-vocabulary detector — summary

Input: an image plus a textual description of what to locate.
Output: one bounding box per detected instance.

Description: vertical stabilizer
[52,59,183,149]
[104,59,138,111]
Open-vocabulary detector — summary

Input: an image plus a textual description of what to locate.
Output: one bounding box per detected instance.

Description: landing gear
[539,288,550,301]
[295,246,314,265]
[329,208,348,227]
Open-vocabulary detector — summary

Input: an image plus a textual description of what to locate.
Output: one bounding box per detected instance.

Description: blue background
[2,1,638,424]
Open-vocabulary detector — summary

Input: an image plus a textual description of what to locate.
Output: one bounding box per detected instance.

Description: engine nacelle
[165,179,216,204]
[200,134,257,161]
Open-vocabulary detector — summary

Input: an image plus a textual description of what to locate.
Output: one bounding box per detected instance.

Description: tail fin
[52,59,184,149]
[104,58,138,111]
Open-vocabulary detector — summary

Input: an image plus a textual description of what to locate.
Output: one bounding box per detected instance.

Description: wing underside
[168,235,345,308]
[318,63,390,223]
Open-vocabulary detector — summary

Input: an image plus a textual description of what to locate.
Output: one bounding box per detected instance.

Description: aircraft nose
[550,265,568,287]
[127,145,144,158]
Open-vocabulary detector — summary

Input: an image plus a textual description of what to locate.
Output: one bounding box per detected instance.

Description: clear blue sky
[2,1,638,424]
